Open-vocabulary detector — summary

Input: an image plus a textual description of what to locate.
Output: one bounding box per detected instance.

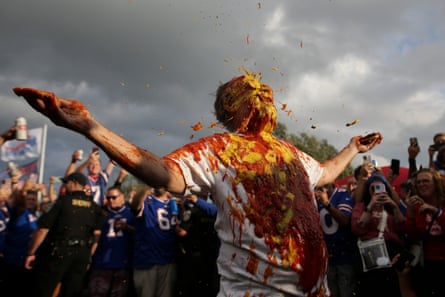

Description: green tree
[273,122,353,178]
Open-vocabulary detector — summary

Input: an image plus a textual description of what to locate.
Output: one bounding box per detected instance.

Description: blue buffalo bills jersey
[133,196,178,269]
[318,188,356,265]
[88,171,109,206]
[92,206,135,269]
[3,206,38,267]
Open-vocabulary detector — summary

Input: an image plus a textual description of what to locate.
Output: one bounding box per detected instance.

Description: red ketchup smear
[167,132,327,296]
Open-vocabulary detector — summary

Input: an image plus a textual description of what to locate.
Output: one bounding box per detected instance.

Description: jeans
[327,263,356,297]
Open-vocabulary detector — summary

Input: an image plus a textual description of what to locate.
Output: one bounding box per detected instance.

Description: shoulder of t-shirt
[164,133,230,156]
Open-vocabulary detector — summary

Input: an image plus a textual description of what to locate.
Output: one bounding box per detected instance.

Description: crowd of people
[0,136,219,297]
[3,130,444,297]
[1,72,441,297]
[314,132,445,297]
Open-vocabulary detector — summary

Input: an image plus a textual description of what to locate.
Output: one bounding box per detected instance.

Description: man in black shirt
[25,172,105,297]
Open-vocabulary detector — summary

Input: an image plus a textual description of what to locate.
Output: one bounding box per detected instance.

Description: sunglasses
[106,195,119,200]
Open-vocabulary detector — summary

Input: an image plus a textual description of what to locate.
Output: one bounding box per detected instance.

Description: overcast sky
[1,0,445,183]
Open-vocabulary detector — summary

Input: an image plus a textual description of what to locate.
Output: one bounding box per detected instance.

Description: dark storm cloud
[1,0,445,181]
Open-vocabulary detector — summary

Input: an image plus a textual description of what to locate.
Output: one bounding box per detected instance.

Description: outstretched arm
[318,135,381,186]
[75,148,99,174]
[14,87,186,194]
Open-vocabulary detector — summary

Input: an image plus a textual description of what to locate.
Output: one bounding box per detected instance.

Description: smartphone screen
[390,159,400,175]
[372,183,385,194]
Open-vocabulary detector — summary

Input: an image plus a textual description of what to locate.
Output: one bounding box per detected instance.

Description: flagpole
[38,124,48,184]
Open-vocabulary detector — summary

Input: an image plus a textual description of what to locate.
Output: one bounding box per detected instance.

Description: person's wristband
[324,203,331,210]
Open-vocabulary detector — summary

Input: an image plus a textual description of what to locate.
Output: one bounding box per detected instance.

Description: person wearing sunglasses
[14,72,381,297]
[88,186,135,297]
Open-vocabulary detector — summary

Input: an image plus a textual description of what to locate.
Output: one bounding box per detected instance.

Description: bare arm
[13,88,186,194]
[392,254,417,297]
[89,229,101,257]
[129,186,152,213]
[318,136,381,186]
[87,124,184,192]
[75,149,98,174]
[0,126,16,146]
[65,150,83,176]
[408,145,419,177]
[428,145,435,169]
[48,176,59,202]
[315,189,350,227]
[25,228,49,269]
[27,228,49,256]
[104,160,116,176]
[114,168,129,187]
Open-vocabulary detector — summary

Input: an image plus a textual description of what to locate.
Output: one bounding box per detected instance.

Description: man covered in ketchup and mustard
[13,71,381,297]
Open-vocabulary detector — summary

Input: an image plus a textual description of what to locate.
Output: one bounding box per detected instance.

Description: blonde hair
[413,167,445,206]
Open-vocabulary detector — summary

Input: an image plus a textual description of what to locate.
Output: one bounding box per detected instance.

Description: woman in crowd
[406,168,445,297]
[351,173,406,297]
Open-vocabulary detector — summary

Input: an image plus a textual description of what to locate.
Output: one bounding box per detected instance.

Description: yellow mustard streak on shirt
[72,199,91,208]
[287,236,300,269]
[242,151,262,163]
[276,207,294,233]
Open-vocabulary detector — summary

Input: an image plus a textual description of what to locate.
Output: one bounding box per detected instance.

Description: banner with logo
[0,159,39,182]
[1,128,43,162]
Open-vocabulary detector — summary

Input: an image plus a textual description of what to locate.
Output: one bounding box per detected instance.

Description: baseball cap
[62,172,88,186]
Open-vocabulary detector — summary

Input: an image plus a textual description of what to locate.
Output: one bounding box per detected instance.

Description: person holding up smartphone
[408,137,420,178]
[429,133,445,167]
[428,133,445,175]
[410,132,445,176]
[352,173,406,297]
